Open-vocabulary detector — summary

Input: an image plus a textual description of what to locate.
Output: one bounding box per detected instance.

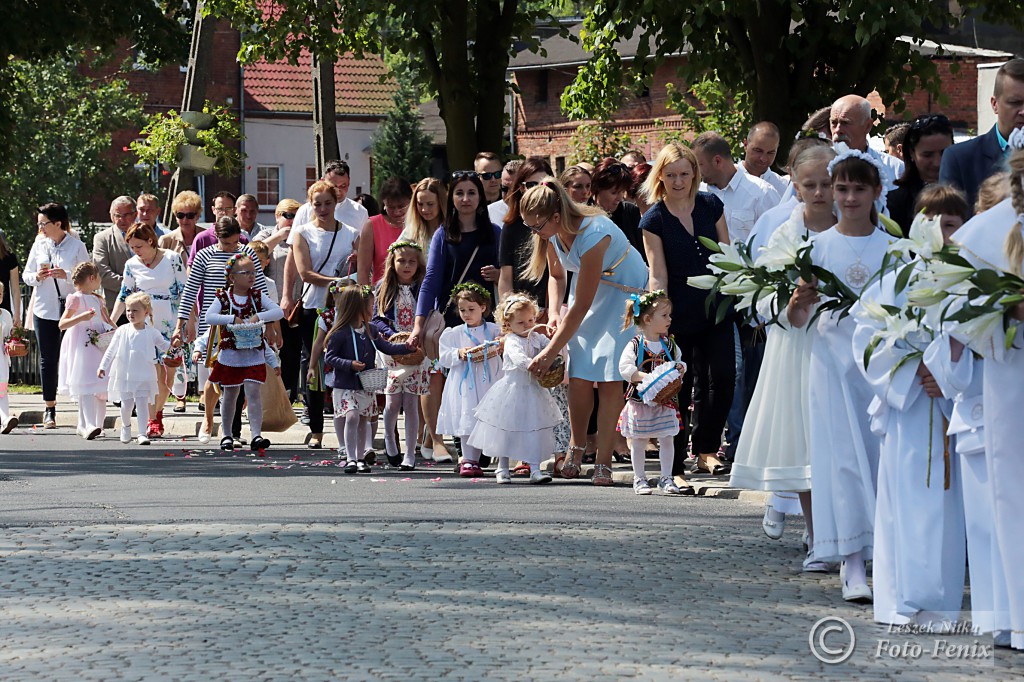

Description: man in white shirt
[693,131,781,244]
[235,194,268,241]
[474,152,504,204]
[293,160,370,230]
[830,94,905,187]
[487,159,523,226]
[739,122,790,197]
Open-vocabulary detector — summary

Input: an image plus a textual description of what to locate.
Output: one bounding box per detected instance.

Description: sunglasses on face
[479,171,501,181]
[281,211,296,219]
[176,212,198,220]
[522,181,540,190]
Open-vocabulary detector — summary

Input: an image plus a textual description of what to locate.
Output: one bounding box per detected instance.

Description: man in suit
[940,58,1024,210]
[93,196,136,317]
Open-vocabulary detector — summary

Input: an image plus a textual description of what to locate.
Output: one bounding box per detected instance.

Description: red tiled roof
[245,50,396,117]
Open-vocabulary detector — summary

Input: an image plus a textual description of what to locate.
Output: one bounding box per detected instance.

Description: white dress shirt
[702,168,782,244]
[487,199,509,227]
[23,233,91,321]
[739,162,790,198]
[293,197,369,234]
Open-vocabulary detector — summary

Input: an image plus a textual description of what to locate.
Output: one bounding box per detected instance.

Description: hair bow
[629,293,642,318]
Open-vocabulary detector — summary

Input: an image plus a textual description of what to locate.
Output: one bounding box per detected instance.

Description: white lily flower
[756,224,802,272]
[906,286,948,308]
[709,241,746,270]
[919,260,975,290]
[720,276,760,296]
[687,275,719,290]
[956,308,1004,351]
[890,213,944,259]
[855,298,890,324]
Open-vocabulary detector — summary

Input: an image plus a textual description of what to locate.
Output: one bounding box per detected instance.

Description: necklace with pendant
[841,231,874,289]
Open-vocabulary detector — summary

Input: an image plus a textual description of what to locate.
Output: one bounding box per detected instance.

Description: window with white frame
[256,166,281,208]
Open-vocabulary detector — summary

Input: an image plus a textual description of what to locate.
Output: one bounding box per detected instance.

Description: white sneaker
[842,580,873,603]
[529,470,552,484]
[633,477,653,495]
[137,435,150,445]
[495,470,512,484]
[120,427,131,444]
[657,476,682,495]
[198,428,211,444]
[762,505,785,540]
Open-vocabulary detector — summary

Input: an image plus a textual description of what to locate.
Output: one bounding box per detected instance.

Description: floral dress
[382,284,430,395]
[118,251,187,373]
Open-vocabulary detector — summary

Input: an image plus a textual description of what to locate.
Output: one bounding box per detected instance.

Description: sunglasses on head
[281,211,296,219]
[605,163,628,176]
[175,211,198,220]
[909,114,950,131]
[451,170,479,181]
[479,171,501,181]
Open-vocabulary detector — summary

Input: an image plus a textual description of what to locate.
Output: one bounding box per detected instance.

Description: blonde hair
[975,171,1010,214]
[307,180,339,203]
[520,178,604,282]
[248,240,270,260]
[790,145,836,181]
[275,198,301,217]
[171,190,202,214]
[622,292,671,331]
[641,143,701,204]
[124,291,154,322]
[1005,151,1024,276]
[405,178,447,250]
[495,293,537,332]
[71,261,99,286]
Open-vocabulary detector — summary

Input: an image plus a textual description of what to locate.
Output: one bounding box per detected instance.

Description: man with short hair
[93,196,137,313]
[211,191,236,221]
[620,150,646,169]
[474,152,503,203]
[136,193,166,236]
[884,122,911,161]
[235,194,267,240]
[829,94,904,183]
[188,191,247,265]
[739,122,789,196]
[941,58,1024,209]
[292,160,370,230]
[488,159,524,225]
[693,131,781,244]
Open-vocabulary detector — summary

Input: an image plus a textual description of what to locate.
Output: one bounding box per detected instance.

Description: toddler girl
[205,254,284,451]
[324,284,413,474]
[437,284,503,478]
[617,291,687,495]
[374,241,429,470]
[58,261,114,440]
[98,292,169,444]
[0,282,17,434]
[470,293,560,484]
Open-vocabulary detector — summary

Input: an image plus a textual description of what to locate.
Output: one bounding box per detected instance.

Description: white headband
[827,142,895,215]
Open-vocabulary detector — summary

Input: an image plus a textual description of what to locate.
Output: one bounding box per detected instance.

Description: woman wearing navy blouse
[410,172,500,462]
[641,143,736,488]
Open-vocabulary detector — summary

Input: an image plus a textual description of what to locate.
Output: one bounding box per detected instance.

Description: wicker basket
[95,329,116,352]
[227,322,265,350]
[470,338,503,363]
[389,332,425,366]
[536,355,565,389]
[637,360,683,407]
[163,345,184,368]
[357,367,389,393]
[4,340,28,358]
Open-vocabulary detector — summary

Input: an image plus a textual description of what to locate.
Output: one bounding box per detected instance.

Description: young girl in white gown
[58,262,114,440]
[437,284,503,478]
[99,292,169,445]
[787,146,893,604]
[470,293,560,484]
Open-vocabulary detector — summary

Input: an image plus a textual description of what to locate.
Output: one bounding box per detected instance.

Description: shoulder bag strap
[297,222,342,301]
[439,245,480,313]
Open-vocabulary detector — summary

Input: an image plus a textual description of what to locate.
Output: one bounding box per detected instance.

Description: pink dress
[370,214,405,285]
[58,291,111,399]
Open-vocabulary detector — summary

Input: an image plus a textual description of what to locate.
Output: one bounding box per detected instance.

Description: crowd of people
[1,58,1023,648]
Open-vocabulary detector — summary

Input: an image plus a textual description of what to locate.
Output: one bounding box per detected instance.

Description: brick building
[508,24,1013,170]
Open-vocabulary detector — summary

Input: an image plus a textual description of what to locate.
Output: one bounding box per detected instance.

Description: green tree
[371,80,434,195]
[561,1,1022,153]
[667,76,752,157]
[0,56,152,260]
[205,0,563,170]
[568,123,635,166]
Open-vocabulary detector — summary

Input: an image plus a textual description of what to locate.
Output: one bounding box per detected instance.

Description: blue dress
[551,215,648,382]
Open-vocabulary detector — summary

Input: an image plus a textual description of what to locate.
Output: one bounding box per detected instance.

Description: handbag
[286,224,341,328]
[260,366,298,432]
[423,246,479,360]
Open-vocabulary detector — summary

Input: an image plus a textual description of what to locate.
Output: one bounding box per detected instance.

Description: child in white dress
[0,282,17,434]
[470,293,560,484]
[58,262,114,440]
[437,284,503,478]
[617,290,687,495]
[98,292,169,445]
[205,254,284,451]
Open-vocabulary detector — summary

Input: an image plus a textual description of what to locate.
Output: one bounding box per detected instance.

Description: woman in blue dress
[520,179,648,486]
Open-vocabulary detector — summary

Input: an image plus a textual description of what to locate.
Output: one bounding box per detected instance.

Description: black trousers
[35,316,62,402]
[279,318,303,402]
[672,321,736,474]
[300,308,326,435]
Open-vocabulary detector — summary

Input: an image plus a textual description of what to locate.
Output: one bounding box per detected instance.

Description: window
[306,166,318,190]
[256,166,281,207]
[555,156,566,174]
[536,71,549,103]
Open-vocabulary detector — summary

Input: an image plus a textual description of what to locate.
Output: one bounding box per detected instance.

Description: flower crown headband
[387,240,423,254]
[328,280,371,297]
[629,289,667,319]
[450,282,492,303]
[224,253,248,275]
[827,142,895,214]
[502,293,533,316]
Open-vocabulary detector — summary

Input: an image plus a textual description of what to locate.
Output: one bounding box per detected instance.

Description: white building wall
[241,117,379,225]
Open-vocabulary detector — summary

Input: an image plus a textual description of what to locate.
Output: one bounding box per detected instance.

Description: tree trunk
[312,52,341,177]
[163,0,213,228]
[437,0,475,170]
[473,0,514,157]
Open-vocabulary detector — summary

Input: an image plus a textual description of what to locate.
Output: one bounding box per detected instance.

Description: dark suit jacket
[938,125,1005,210]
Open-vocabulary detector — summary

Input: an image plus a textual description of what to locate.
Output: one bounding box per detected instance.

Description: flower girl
[58,261,114,440]
[98,292,169,444]
[0,282,18,434]
[469,293,561,484]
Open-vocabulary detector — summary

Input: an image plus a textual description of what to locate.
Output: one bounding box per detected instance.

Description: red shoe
[155,410,165,438]
[459,462,483,478]
[146,419,160,439]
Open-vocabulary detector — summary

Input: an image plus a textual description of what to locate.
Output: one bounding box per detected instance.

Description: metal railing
[10,291,40,386]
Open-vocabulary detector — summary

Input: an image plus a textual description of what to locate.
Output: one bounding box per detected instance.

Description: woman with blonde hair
[158,191,203,261]
[559,165,592,204]
[401,177,447,257]
[520,179,648,486]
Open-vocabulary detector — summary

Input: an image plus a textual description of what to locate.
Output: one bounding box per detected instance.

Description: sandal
[512,462,532,477]
[559,445,585,479]
[591,463,614,487]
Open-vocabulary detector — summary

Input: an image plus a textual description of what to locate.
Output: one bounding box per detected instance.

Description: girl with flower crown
[617,290,687,495]
[437,283,503,478]
[786,144,894,605]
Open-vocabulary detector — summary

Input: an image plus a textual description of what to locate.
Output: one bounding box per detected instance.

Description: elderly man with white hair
[830,94,905,182]
[93,196,137,315]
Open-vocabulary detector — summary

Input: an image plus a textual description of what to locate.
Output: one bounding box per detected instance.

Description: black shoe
[363,450,377,465]
[386,451,403,467]
[479,454,491,468]
[356,461,371,474]
[251,436,271,450]
[198,402,205,413]
[323,402,334,416]
[220,436,234,451]
[344,461,358,474]
[399,463,416,471]
[43,407,56,429]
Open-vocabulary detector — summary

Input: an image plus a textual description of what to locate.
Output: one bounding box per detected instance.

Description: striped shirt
[176,244,269,335]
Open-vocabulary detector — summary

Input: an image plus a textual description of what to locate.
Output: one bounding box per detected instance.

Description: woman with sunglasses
[23,202,91,428]
[886,114,955,234]
[411,172,501,462]
[158,191,203,263]
[592,158,645,261]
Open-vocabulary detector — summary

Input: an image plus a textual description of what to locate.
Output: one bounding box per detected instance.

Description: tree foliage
[0,57,152,260]
[668,76,752,157]
[561,1,1023,152]
[568,123,636,166]
[371,80,434,195]
[205,0,563,169]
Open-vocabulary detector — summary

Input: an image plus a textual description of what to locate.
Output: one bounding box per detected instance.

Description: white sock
[658,438,675,480]
[0,394,9,423]
[461,442,481,464]
[383,394,401,456]
[220,385,241,440]
[244,382,263,439]
[497,456,510,474]
[843,550,867,586]
[343,413,361,462]
[630,440,646,481]
[402,393,419,455]
[135,400,150,435]
[363,417,375,453]
[120,398,135,435]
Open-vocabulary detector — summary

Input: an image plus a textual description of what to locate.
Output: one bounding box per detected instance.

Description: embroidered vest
[625,335,678,404]
[215,288,264,351]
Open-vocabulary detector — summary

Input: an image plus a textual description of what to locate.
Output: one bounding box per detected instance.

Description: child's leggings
[383,392,419,456]
[77,394,107,432]
[120,397,150,436]
[335,411,369,462]
[631,437,675,481]
[220,381,264,440]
